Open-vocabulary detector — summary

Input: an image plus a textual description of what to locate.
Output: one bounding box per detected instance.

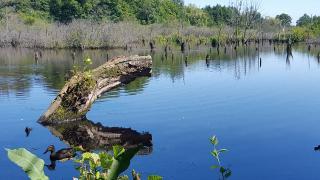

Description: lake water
[1,46,320,179]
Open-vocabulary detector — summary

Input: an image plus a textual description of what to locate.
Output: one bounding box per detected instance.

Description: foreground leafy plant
[6,148,49,180]
[75,145,162,180]
[146,175,163,180]
[7,145,162,180]
[210,136,231,180]
[75,145,140,180]
[132,170,162,180]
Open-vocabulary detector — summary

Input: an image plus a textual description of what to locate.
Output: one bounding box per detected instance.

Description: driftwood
[38,55,152,125]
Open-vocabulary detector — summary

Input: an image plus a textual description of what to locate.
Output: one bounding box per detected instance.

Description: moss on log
[38,55,152,125]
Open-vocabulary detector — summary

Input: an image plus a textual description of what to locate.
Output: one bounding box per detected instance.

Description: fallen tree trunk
[38,55,152,125]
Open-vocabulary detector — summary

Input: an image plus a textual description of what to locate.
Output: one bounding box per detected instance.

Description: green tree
[297,14,312,26]
[49,0,82,22]
[204,5,233,26]
[135,0,156,24]
[13,0,31,12]
[276,13,292,27]
[99,0,137,22]
[185,5,209,26]
[156,0,181,23]
[30,0,50,12]
[173,0,184,6]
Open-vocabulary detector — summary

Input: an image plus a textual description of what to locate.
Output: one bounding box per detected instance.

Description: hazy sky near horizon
[184,0,320,24]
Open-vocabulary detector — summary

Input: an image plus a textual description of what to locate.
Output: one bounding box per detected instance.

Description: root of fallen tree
[38,55,152,125]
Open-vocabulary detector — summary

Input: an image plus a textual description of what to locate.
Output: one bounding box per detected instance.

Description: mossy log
[39,55,152,125]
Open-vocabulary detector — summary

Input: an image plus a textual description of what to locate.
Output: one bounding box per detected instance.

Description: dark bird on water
[315,145,320,151]
[25,127,32,137]
[44,145,76,161]
[45,160,56,170]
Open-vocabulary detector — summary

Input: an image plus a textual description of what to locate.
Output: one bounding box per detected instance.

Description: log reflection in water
[45,118,153,155]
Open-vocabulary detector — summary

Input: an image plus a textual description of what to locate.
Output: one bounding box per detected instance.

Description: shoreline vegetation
[0,0,320,51]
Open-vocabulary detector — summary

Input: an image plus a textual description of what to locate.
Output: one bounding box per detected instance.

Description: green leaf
[113,145,125,158]
[90,153,100,164]
[96,171,101,179]
[117,175,129,180]
[218,149,228,153]
[210,136,219,146]
[99,152,113,170]
[211,149,219,158]
[148,175,163,180]
[107,146,141,180]
[6,148,49,180]
[82,152,93,160]
[211,165,220,169]
[220,166,226,174]
[73,146,85,152]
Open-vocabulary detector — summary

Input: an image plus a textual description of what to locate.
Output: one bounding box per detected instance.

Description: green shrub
[23,15,36,25]
[210,37,218,47]
[291,27,309,42]
[66,29,85,48]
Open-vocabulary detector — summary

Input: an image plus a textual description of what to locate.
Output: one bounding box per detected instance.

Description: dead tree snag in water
[38,55,152,125]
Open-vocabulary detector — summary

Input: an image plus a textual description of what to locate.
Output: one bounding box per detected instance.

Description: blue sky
[184,0,320,24]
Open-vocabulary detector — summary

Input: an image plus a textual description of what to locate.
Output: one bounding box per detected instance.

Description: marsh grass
[0,14,287,50]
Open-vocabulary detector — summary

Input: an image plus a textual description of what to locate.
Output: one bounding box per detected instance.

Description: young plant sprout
[210,136,232,180]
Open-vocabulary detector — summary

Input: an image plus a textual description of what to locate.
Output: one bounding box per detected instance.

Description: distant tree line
[0,0,273,27]
[1,0,319,27]
[290,14,320,42]
[0,0,320,47]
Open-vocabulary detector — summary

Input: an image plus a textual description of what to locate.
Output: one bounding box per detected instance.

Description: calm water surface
[1,46,320,179]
